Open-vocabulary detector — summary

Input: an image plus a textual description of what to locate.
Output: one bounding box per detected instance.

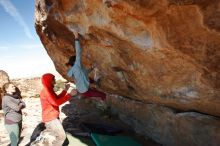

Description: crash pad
[91,133,142,146]
[80,122,122,135]
[66,132,95,146]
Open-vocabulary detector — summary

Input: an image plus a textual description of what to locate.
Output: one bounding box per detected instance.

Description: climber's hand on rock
[92,61,97,69]
[65,83,70,91]
[69,89,77,96]
[73,30,79,39]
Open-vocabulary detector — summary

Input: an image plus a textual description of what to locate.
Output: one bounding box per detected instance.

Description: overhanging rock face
[35,0,220,116]
[35,1,220,145]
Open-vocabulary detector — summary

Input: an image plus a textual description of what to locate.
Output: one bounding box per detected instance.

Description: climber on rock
[65,30,106,100]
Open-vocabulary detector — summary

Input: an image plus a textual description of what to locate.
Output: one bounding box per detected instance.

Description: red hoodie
[40,73,71,122]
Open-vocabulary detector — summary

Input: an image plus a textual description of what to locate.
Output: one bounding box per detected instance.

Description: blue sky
[0,0,57,79]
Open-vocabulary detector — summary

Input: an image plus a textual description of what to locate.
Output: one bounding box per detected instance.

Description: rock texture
[0,70,10,109]
[35,0,220,145]
[107,94,220,146]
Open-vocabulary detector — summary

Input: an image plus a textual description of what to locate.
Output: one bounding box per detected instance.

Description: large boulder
[107,94,220,146]
[34,0,220,145]
[0,70,10,109]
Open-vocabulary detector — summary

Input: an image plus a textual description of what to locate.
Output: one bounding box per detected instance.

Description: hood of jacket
[41,73,55,90]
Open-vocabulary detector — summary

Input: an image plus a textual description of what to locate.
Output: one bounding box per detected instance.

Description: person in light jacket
[2,83,26,146]
[66,31,106,100]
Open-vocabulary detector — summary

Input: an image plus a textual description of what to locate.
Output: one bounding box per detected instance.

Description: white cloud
[0,46,9,50]
[0,43,44,51]
[17,44,44,50]
[0,0,33,39]
[0,53,58,79]
[0,55,15,60]
[0,43,59,79]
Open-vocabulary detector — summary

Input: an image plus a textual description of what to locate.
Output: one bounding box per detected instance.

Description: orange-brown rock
[35,0,220,117]
[35,0,220,145]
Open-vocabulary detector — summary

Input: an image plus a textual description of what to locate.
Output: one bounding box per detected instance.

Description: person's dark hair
[15,87,22,98]
[2,82,12,95]
[66,55,76,66]
[0,88,3,98]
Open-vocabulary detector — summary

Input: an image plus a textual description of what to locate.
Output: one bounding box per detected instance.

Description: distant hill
[12,77,42,98]
[12,74,66,98]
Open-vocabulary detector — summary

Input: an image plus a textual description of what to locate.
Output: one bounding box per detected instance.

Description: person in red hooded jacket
[40,73,76,146]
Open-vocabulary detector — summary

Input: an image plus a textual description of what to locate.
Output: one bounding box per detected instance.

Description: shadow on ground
[61,97,161,146]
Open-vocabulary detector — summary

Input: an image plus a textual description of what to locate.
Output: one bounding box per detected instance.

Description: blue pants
[5,123,21,146]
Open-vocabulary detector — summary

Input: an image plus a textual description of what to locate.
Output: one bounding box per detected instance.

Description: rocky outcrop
[35,0,220,145]
[0,70,9,87]
[107,94,220,146]
[0,70,10,109]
